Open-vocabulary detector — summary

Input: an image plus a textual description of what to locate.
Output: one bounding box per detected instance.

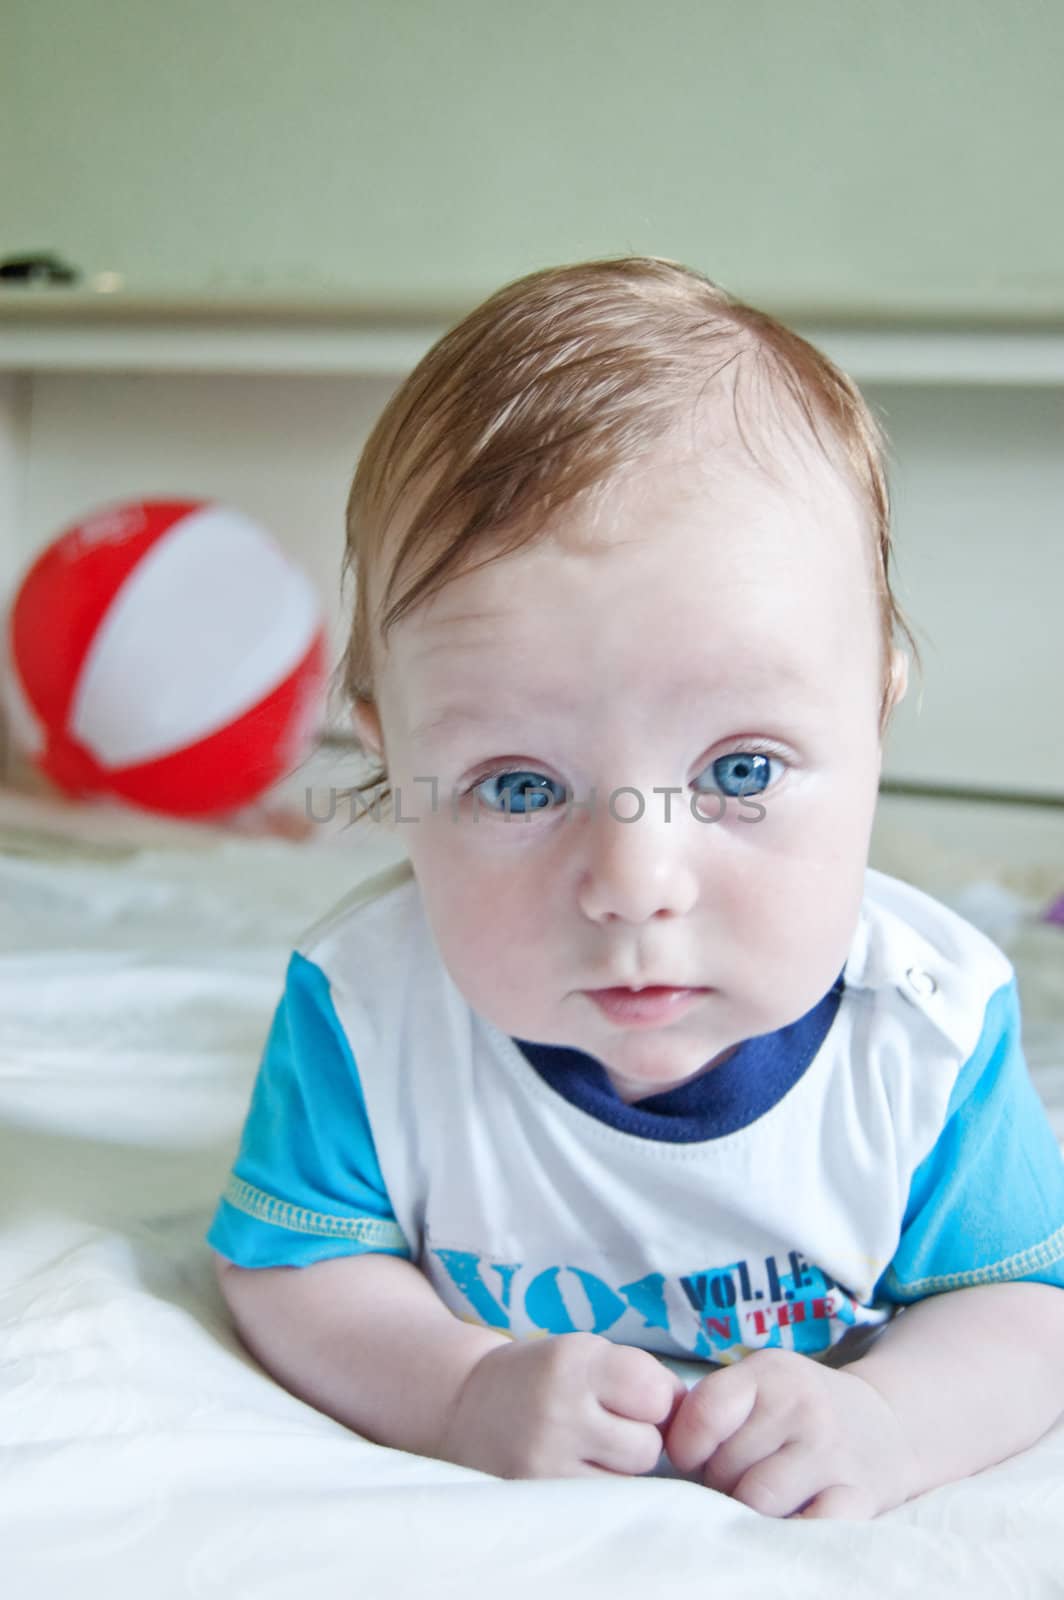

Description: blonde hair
[337,255,918,795]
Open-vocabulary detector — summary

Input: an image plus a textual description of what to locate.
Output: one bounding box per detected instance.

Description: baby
[208,256,1064,1519]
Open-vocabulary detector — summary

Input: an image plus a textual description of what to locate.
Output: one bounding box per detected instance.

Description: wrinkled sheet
[1,789,1063,1599]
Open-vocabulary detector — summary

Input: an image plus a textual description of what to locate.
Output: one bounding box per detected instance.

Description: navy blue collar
[513,973,845,1143]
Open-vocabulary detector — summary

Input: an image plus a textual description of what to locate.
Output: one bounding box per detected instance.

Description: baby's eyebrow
[407,697,575,744]
[407,705,481,742]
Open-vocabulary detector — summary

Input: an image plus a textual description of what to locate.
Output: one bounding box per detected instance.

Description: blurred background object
[0,253,80,286]
[3,498,325,818]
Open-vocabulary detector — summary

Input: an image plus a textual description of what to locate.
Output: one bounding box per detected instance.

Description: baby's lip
[582,986,709,1028]
[584,982,707,993]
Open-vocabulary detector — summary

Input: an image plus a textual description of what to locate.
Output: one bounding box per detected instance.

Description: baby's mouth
[583,986,708,1028]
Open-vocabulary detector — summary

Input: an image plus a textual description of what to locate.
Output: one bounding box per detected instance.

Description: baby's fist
[664,1347,918,1519]
[441,1331,686,1480]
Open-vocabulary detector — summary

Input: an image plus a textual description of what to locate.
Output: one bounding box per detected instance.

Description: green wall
[3,0,1063,319]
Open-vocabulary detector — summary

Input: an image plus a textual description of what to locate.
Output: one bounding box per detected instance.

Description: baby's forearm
[215,1252,510,1460]
[844,1281,1064,1497]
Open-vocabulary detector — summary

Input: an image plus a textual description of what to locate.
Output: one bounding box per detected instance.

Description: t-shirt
[206,862,1064,1365]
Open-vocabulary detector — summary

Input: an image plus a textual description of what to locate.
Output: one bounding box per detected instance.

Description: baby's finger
[660,1371,689,1434]
[730,1439,839,1519]
[595,1345,685,1426]
[792,1484,876,1521]
[665,1363,759,1474]
[586,1414,669,1478]
[699,1397,794,1497]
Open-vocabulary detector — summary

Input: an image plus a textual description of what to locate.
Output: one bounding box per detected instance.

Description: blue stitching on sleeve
[222,1173,409,1251]
[880,1221,1064,1300]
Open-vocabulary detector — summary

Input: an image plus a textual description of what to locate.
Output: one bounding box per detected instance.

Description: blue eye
[473,770,567,814]
[695,752,777,798]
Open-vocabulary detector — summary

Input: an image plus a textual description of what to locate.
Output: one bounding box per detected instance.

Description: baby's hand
[664,1348,920,1519]
[439,1331,687,1479]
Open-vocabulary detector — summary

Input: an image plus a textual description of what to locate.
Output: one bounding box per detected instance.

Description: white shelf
[804,327,1064,387]
[2,295,1064,383]
[0,309,447,378]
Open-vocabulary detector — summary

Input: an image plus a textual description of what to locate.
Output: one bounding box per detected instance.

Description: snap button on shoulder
[906,966,938,996]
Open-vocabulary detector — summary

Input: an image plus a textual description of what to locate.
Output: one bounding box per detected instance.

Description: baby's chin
[591,1033,741,1097]
[594,1048,746,1104]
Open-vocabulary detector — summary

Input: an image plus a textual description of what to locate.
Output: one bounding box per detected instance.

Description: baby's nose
[575,796,699,924]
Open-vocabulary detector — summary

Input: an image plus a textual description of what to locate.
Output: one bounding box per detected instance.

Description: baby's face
[360,434,898,1103]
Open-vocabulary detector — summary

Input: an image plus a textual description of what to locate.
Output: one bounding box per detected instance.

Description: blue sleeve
[876,978,1064,1304]
[205,950,410,1268]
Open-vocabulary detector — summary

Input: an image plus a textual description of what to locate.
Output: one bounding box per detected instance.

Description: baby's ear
[886,649,909,713]
[878,649,909,741]
[351,698,384,758]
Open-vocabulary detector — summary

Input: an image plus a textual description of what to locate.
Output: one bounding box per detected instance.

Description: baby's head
[337,256,917,1102]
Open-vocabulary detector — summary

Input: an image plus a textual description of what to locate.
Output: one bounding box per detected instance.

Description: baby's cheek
[439,918,546,1034]
[410,847,543,1019]
[709,836,857,1010]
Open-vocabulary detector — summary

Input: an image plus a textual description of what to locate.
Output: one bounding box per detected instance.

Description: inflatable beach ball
[3,499,327,817]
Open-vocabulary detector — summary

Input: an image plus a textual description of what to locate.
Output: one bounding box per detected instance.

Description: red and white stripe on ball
[5,499,326,816]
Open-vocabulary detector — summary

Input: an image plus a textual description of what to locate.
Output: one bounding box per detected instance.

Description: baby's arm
[215,1252,509,1459]
[215,1252,684,1477]
[843,1280,1064,1496]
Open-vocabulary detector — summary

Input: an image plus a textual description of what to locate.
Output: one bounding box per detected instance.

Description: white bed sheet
[1,789,1063,1599]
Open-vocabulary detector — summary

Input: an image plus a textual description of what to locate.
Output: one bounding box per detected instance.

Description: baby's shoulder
[845,867,1015,1059]
[295,856,425,992]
